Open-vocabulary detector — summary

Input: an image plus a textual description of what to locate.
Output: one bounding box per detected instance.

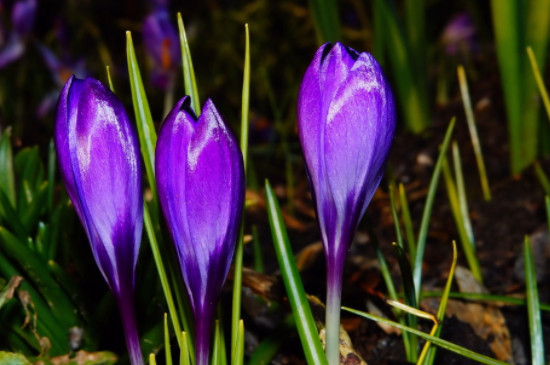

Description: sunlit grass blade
[265,180,328,365]
[441,149,482,282]
[533,162,550,195]
[231,24,250,360]
[212,320,227,365]
[105,65,115,93]
[399,183,416,260]
[232,320,244,365]
[526,47,550,121]
[177,13,200,113]
[307,0,341,43]
[126,32,160,225]
[179,331,191,365]
[524,236,544,365]
[164,313,173,365]
[413,118,455,301]
[342,307,508,365]
[421,241,458,364]
[457,66,491,200]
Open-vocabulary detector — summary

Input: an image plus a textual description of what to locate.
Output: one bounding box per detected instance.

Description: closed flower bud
[297,42,395,364]
[156,96,245,365]
[55,76,143,365]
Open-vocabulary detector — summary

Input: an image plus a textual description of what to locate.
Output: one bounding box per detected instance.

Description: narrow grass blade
[526,47,550,121]
[421,241,458,364]
[413,118,455,301]
[177,13,200,113]
[420,291,550,311]
[143,204,188,351]
[399,183,416,260]
[126,32,160,225]
[265,180,328,365]
[374,0,428,133]
[452,143,475,246]
[392,241,418,361]
[231,24,250,361]
[212,320,226,365]
[307,0,341,43]
[179,332,190,365]
[343,307,508,365]
[457,66,491,200]
[106,65,115,93]
[0,227,80,328]
[0,128,15,207]
[533,162,550,195]
[164,313,173,365]
[546,196,550,229]
[232,320,244,365]
[441,150,482,282]
[389,185,404,249]
[524,236,545,365]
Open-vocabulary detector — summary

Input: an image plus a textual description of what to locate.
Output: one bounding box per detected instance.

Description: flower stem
[325,255,344,365]
[116,291,144,365]
[195,304,215,365]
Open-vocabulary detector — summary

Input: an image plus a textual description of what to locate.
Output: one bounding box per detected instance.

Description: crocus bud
[297,42,395,364]
[142,9,180,90]
[55,76,144,365]
[156,96,245,365]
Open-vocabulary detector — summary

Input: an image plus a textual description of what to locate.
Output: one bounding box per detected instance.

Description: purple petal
[0,34,24,68]
[143,10,180,73]
[298,43,395,258]
[156,96,244,365]
[55,76,143,293]
[11,0,36,36]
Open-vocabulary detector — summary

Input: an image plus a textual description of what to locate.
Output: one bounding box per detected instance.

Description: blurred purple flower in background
[0,0,36,67]
[37,44,86,117]
[142,8,180,90]
[156,96,245,365]
[11,0,36,36]
[55,76,144,365]
[441,12,477,56]
[297,42,395,364]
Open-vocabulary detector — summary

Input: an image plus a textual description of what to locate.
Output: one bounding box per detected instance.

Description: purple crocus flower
[441,12,477,56]
[55,76,144,365]
[142,9,180,90]
[11,0,36,36]
[156,96,245,365]
[0,0,36,68]
[297,42,395,364]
